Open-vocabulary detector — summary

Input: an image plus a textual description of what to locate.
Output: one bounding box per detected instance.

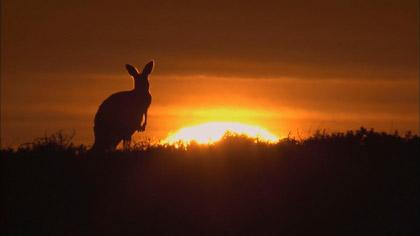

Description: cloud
[3,0,418,80]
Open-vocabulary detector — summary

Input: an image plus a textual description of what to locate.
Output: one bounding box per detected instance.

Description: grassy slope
[2,128,420,235]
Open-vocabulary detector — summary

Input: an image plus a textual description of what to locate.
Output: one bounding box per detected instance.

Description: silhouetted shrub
[8,131,87,158]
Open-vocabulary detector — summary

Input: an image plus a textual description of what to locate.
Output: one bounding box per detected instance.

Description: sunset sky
[1,0,418,147]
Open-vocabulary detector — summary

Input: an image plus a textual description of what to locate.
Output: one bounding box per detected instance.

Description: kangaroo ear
[141,61,154,75]
[126,64,139,77]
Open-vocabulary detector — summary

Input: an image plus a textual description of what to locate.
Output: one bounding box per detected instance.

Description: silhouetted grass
[2,127,419,235]
[3,127,418,157]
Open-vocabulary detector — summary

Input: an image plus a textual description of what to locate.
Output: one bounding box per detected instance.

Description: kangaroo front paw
[139,124,146,132]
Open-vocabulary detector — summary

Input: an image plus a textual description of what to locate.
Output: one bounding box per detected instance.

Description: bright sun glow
[162,122,279,145]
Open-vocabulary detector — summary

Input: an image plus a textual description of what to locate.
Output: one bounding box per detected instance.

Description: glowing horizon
[162,122,279,146]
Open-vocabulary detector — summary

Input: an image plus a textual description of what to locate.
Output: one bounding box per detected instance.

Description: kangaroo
[91,61,154,152]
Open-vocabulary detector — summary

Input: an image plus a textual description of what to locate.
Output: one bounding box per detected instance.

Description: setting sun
[162,122,279,145]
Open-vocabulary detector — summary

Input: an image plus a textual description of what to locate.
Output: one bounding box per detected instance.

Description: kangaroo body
[92,61,154,151]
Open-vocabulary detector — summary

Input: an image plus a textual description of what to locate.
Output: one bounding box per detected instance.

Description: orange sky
[1,0,419,147]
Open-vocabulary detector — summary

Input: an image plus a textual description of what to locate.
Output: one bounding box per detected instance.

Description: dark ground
[2,128,420,235]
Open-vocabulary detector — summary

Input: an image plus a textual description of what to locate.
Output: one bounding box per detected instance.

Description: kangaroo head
[126,61,154,92]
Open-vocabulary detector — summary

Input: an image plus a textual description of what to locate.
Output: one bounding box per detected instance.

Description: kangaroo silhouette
[91,61,154,151]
